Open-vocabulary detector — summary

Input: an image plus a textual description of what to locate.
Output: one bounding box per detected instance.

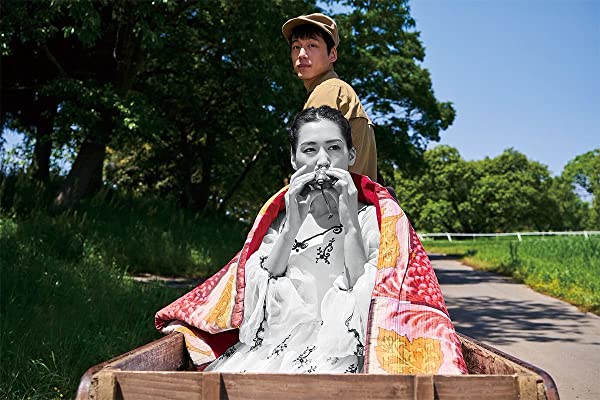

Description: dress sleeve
[318,206,380,357]
[239,213,318,346]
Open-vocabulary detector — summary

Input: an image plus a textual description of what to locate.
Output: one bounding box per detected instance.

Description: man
[282,13,379,183]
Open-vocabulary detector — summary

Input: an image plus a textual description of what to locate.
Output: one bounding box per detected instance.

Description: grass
[0,176,249,399]
[423,236,600,314]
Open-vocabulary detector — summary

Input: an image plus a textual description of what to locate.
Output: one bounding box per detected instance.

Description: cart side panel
[100,372,435,400]
[219,373,433,400]
[434,375,529,400]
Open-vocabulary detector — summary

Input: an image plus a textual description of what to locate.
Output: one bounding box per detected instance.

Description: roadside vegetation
[0,177,247,399]
[423,236,600,314]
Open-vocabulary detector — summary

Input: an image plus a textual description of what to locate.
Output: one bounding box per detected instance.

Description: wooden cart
[77,332,559,400]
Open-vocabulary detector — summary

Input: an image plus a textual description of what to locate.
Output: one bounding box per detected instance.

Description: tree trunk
[218,144,265,212]
[55,138,106,207]
[30,109,55,182]
[193,130,217,211]
[30,133,52,183]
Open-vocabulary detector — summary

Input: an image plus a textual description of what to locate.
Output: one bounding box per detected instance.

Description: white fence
[418,231,600,242]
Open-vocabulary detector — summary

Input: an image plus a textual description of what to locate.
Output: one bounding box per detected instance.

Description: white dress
[205,205,380,373]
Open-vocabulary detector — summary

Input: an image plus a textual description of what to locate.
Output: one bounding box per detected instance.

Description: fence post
[517,233,522,242]
[584,231,589,239]
[446,233,452,242]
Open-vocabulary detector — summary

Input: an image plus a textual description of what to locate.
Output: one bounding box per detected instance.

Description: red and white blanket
[155,174,467,374]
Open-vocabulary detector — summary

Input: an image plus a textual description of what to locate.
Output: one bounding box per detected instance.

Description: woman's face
[291,119,356,172]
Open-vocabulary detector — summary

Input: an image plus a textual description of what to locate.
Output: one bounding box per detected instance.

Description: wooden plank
[517,375,539,400]
[459,334,559,400]
[109,333,189,372]
[113,371,202,400]
[88,371,546,400]
[89,371,117,400]
[459,335,531,375]
[219,373,425,400]
[77,333,189,399]
[434,375,519,400]
[201,373,222,400]
[414,375,434,400]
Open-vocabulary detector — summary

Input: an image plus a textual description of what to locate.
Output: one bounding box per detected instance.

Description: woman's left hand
[325,168,360,230]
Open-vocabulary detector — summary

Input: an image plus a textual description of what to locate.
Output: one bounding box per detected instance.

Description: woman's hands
[263,165,323,278]
[284,165,316,236]
[325,168,360,231]
[324,168,367,289]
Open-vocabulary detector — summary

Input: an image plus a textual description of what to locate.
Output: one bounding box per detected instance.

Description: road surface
[432,255,600,400]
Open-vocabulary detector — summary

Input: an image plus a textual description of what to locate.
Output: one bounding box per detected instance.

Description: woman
[155,106,467,376]
[205,105,379,373]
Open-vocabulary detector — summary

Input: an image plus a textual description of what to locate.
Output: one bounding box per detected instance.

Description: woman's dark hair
[289,106,352,154]
[290,24,335,54]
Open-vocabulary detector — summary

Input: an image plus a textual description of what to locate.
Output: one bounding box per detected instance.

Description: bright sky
[410,0,599,176]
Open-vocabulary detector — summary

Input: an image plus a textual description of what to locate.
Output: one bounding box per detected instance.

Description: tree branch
[41,44,67,76]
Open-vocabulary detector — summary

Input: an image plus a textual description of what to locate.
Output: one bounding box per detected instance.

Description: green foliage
[331,0,456,175]
[0,215,181,399]
[3,0,458,216]
[424,236,600,314]
[396,146,590,232]
[563,149,600,228]
[1,173,248,276]
[0,174,250,399]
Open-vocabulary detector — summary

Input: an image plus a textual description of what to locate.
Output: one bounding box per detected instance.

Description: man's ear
[329,46,338,63]
[291,152,298,170]
[348,147,356,166]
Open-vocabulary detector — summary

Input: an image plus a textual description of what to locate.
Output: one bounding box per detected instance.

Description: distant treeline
[1,0,455,219]
[396,146,599,232]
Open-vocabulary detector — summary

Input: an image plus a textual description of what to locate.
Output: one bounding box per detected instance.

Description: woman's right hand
[284,165,315,234]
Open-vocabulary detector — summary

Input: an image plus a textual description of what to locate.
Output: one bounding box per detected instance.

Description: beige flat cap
[282,13,339,47]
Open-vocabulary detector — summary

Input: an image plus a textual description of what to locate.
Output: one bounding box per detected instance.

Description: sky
[409,0,599,176]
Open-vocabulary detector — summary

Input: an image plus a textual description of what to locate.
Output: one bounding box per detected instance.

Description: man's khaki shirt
[304,69,378,182]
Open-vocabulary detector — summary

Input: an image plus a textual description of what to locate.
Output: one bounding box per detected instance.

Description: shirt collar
[306,69,339,94]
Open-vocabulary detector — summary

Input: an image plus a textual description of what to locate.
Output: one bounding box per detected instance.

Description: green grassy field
[0,180,248,399]
[423,236,600,314]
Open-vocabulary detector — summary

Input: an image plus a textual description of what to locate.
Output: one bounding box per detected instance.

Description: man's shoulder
[313,75,358,97]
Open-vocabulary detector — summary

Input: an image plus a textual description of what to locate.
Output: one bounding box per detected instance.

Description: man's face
[291,34,337,84]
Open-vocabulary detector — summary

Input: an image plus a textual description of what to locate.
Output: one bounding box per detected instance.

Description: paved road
[432,256,600,400]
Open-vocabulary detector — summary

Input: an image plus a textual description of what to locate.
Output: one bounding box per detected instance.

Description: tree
[563,149,600,228]
[394,145,477,232]
[469,149,556,232]
[330,0,456,179]
[3,0,457,216]
[395,146,578,233]
[547,176,589,230]
[2,0,179,205]
[1,1,61,182]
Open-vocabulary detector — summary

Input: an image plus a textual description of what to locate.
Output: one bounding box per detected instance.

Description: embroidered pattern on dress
[345,314,364,356]
[326,356,340,365]
[306,365,317,373]
[344,363,358,373]
[250,293,268,351]
[292,346,316,368]
[267,334,292,359]
[259,255,285,279]
[316,238,335,264]
[291,225,342,253]
[221,345,237,359]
